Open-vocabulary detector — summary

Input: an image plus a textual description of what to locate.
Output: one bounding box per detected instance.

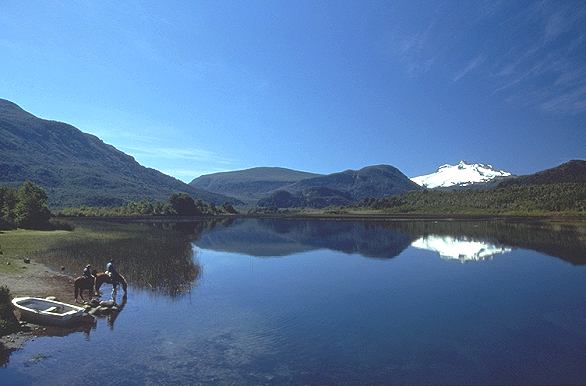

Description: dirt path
[0,260,74,302]
[1,260,78,356]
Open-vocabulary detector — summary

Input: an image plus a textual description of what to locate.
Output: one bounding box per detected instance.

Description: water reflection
[195,218,412,259]
[193,218,586,265]
[27,218,586,303]
[107,294,127,330]
[411,235,513,262]
[0,323,95,367]
[3,217,586,383]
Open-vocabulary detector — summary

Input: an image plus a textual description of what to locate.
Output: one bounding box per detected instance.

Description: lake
[2,218,586,385]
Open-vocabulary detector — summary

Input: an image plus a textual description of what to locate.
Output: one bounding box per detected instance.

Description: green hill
[190,167,322,204]
[257,187,354,208]
[0,99,241,207]
[258,165,422,208]
[499,160,586,187]
[286,165,421,199]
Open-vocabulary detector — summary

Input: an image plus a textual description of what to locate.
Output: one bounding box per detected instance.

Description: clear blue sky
[1,0,585,181]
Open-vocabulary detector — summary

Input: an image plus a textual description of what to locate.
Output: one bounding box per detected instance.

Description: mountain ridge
[0,98,241,207]
[190,167,321,204]
[499,160,586,187]
[283,164,421,199]
[258,164,422,208]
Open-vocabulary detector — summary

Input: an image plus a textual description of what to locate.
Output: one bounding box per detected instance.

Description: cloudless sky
[1,0,585,181]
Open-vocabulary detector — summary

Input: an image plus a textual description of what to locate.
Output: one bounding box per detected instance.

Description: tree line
[1,181,239,228]
[56,193,238,217]
[356,183,586,215]
[0,181,51,230]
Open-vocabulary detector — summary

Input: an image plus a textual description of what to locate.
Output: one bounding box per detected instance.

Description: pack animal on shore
[74,271,128,302]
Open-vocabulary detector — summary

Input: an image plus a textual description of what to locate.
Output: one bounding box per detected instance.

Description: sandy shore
[0,259,77,355]
[1,259,74,301]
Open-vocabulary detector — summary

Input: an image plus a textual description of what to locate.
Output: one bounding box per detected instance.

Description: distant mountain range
[257,165,421,208]
[190,167,321,204]
[193,164,422,208]
[0,99,240,207]
[361,160,586,215]
[411,161,513,189]
[1,97,583,211]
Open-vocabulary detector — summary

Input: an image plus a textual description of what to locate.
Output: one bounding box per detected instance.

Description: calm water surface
[2,218,586,385]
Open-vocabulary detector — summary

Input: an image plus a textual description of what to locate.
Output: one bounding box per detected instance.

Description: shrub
[0,285,18,335]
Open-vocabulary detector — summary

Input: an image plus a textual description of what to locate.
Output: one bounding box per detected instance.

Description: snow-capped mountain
[411,161,512,189]
[411,235,512,263]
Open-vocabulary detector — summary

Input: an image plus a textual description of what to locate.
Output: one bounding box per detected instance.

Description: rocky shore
[0,259,81,358]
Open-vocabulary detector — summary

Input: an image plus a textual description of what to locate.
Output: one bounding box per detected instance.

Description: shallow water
[2,218,586,385]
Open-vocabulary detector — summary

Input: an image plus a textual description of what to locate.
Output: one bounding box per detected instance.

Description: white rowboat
[12,297,93,327]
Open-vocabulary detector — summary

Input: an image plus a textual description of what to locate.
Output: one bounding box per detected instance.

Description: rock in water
[99,300,116,307]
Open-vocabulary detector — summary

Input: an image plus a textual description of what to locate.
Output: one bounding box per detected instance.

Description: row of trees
[356,183,586,215]
[0,181,51,230]
[1,181,239,226]
[57,193,238,217]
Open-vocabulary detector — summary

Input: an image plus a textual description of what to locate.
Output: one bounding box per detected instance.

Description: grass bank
[0,222,136,274]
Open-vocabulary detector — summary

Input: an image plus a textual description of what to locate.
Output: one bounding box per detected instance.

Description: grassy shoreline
[0,220,144,274]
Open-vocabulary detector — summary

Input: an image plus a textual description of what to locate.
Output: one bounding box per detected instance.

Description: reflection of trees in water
[194,218,586,264]
[32,221,205,297]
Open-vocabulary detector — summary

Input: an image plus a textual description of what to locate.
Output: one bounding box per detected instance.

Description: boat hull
[12,297,94,327]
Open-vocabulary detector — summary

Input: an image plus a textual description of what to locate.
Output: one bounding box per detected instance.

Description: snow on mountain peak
[411,161,512,188]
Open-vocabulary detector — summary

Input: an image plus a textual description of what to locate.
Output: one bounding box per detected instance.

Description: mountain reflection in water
[194,218,586,265]
[411,235,513,262]
[195,218,412,259]
[31,218,586,301]
[3,217,586,383]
